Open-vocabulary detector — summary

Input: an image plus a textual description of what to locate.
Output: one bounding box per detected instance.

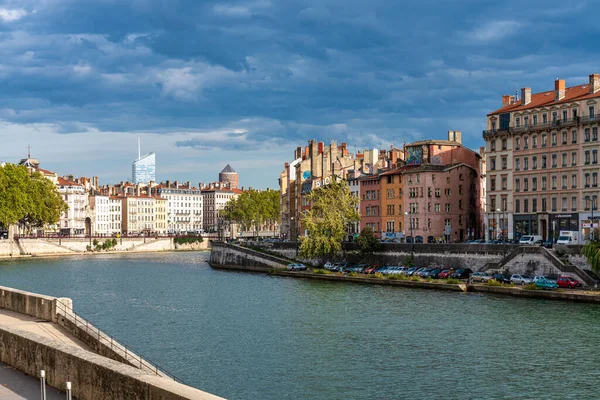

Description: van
[519,235,543,245]
[556,231,579,245]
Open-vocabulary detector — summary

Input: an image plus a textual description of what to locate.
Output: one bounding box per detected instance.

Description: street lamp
[404,211,414,258]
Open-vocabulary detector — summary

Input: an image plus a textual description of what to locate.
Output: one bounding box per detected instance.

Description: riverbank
[210,263,600,304]
[0,237,211,259]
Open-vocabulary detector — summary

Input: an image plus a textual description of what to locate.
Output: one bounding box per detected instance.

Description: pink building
[402,131,485,242]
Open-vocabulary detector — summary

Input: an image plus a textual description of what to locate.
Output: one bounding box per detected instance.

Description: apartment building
[201,183,242,234]
[360,174,382,234]
[121,196,157,234]
[484,74,600,240]
[153,181,203,234]
[346,172,361,238]
[379,166,410,239]
[57,177,87,235]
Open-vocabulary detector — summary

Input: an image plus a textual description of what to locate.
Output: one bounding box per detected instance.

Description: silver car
[510,274,533,285]
[471,272,492,282]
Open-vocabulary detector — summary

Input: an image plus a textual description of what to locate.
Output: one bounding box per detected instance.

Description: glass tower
[132,152,156,184]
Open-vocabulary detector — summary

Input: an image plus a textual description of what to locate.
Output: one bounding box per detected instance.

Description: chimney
[318,142,324,154]
[555,78,566,101]
[509,95,516,104]
[502,95,511,107]
[521,87,531,105]
[590,74,600,94]
[186,181,190,188]
[448,130,462,144]
[166,180,170,187]
[174,180,178,188]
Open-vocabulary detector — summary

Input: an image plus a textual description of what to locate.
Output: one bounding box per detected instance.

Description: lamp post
[404,211,414,258]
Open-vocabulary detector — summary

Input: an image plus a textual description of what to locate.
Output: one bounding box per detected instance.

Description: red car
[437,269,455,279]
[556,276,582,289]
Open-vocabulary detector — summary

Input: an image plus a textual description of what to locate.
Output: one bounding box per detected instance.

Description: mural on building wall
[302,170,312,180]
[406,146,423,165]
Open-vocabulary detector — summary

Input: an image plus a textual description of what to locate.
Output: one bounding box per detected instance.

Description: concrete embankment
[210,243,600,304]
[0,285,225,399]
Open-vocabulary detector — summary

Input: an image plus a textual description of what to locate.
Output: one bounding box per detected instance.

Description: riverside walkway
[0,308,86,399]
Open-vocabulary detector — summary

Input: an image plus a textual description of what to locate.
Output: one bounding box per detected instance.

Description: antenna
[27,144,31,159]
[138,137,141,159]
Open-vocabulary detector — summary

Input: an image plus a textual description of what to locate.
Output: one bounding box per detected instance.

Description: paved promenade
[0,309,86,400]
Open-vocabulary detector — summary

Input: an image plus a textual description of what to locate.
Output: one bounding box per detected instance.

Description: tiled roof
[379,165,418,176]
[34,167,55,175]
[406,140,462,147]
[57,177,82,186]
[488,84,600,116]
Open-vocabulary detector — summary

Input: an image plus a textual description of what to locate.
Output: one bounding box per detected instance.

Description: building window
[542,197,547,212]
[386,221,395,232]
[594,172,598,188]
[490,178,496,191]
[551,176,557,190]
[552,111,558,122]
[515,137,520,150]
[516,117,521,127]
[524,136,529,149]
[515,178,520,192]
[543,113,548,124]
[585,173,591,187]
[561,152,567,167]
[532,135,538,148]
[585,150,591,165]
[551,132,557,146]
[524,157,529,170]
[594,150,598,164]
[523,178,529,191]
[594,127,599,141]
[533,114,538,125]
[502,157,507,169]
[542,133,547,147]
[590,105,595,118]
[572,173,577,189]
[491,158,496,170]
[515,158,520,171]
[532,156,537,170]
[445,204,451,212]
[532,177,537,191]
[459,200,463,210]
[551,197,557,212]
[562,110,568,121]
[435,203,441,212]
[562,196,568,211]
[387,204,395,215]
[502,138,507,150]
[501,176,507,190]
[541,154,547,169]
[524,199,529,213]
[491,140,496,151]
[532,198,538,212]
[572,196,577,211]
[515,199,520,213]
[435,188,440,197]
[585,128,591,142]
[552,153,557,168]
[524,116,529,126]
[572,130,577,144]
[561,131,567,145]
[572,151,577,166]
[562,175,567,189]
[541,176,547,190]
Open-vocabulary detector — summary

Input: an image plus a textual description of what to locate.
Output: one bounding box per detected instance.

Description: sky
[1,0,599,189]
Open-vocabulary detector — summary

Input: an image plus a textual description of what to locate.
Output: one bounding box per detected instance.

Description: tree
[0,164,67,233]
[222,189,281,235]
[582,240,600,274]
[298,179,359,261]
[355,226,382,262]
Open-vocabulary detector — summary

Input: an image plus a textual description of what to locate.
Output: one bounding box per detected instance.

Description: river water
[0,252,598,399]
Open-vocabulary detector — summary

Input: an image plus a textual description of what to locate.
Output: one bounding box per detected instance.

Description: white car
[510,274,533,285]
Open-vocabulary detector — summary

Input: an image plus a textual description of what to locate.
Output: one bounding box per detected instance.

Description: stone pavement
[0,362,66,400]
[0,309,85,399]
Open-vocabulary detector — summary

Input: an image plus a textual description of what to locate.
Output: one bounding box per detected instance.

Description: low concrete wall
[175,240,211,251]
[0,241,12,256]
[0,325,225,400]
[18,238,76,255]
[210,242,288,269]
[0,285,60,323]
[471,285,600,304]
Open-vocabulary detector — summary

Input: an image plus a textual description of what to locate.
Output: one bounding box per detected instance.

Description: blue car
[534,277,558,290]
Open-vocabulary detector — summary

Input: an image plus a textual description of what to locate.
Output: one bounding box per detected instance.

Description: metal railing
[54,299,183,384]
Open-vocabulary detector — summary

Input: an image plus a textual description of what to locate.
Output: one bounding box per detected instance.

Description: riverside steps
[210,242,600,304]
[0,285,225,400]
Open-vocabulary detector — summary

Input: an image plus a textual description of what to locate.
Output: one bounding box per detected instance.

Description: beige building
[120,196,159,235]
[484,74,600,241]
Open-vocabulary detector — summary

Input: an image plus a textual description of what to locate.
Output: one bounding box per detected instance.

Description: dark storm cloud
[1,0,600,150]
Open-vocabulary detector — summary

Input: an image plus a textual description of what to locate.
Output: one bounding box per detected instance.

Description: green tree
[299,180,359,261]
[355,226,382,262]
[582,240,600,273]
[0,164,67,233]
[222,189,281,235]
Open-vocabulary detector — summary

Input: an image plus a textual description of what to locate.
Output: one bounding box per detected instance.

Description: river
[1,252,598,399]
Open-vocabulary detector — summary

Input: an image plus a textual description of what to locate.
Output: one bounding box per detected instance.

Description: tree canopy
[355,226,382,261]
[299,179,359,260]
[222,189,280,232]
[582,240,600,274]
[0,163,67,232]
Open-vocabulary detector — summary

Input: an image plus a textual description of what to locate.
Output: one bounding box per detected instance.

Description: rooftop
[220,164,236,174]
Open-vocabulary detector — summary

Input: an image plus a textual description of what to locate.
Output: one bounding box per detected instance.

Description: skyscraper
[132,138,156,184]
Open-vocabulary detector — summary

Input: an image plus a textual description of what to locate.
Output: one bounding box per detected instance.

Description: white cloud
[0,8,28,22]
[466,20,522,42]
[157,67,201,100]
[213,5,250,17]
[72,64,92,75]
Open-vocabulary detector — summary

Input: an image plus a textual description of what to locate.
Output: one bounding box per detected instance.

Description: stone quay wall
[0,325,225,400]
[210,242,288,270]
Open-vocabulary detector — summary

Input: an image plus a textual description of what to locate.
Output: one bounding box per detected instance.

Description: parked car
[540,239,553,248]
[533,276,553,284]
[286,263,307,271]
[404,266,419,275]
[363,265,377,274]
[416,267,433,277]
[519,235,543,245]
[424,268,442,278]
[492,274,511,284]
[451,268,473,279]
[510,274,533,285]
[471,272,493,282]
[324,262,334,270]
[556,276,582,288]
[535,277,558,290]
[438,269,455,279]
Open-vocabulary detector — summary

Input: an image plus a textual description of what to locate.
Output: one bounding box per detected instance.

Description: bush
[86,245,92,252]
[174,237,204,245]
[487,279,502,286]
[446,278,461,284]
[425,276,433,282]
[313,269,331,275]
[93,239,99,246]
[523,283,541,290]
[347,271,360,277]
[372,273,385,279]
[410,276,420,281]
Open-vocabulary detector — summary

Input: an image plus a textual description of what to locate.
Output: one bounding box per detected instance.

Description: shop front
[548,213,579,241]
[513,214,538,240]
[580,213,600,241]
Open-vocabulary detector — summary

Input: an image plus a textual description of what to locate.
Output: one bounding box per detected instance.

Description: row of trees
[0,163,67,234]
[221,189,280,234]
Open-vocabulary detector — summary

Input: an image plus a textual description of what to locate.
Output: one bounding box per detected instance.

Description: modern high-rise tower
[132,138,156,184]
